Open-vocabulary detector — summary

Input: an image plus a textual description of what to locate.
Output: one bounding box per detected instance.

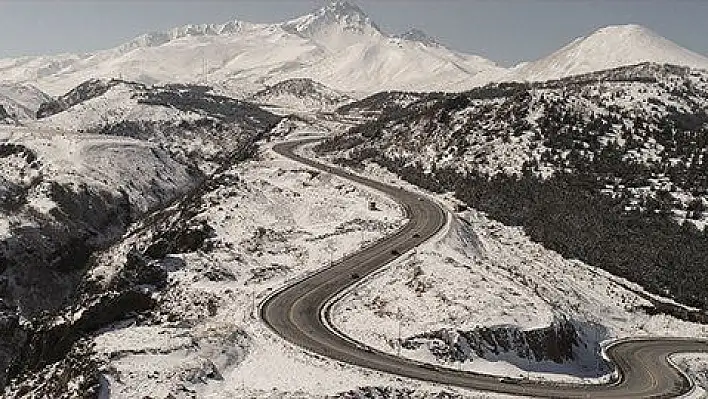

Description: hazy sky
[0,1,706,66]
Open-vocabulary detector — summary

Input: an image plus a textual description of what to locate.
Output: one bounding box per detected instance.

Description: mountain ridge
[0,3,707,98]
[0,1,501,96]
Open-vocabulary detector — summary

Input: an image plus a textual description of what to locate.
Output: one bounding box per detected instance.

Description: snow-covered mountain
[281,0,382,40]
[2,4,707,97]
[0,1,502,97]
[509,24,708,82]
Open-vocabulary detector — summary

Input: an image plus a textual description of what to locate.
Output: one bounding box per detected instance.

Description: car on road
[412,233,420,238]
[391,249,401,256]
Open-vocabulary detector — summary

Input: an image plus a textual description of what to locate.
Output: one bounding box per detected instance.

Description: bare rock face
[331,386,463,399]
[401,316,608,374]
[0,106,11,122]
[4,340,100,399]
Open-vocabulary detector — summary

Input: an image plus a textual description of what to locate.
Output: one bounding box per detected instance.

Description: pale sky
[0,0,706,66]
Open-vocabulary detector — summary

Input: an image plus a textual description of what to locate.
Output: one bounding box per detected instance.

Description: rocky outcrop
[4,340,100,399]
[0,105,11,122]
[401,316,608,374]
[332,386,463,399]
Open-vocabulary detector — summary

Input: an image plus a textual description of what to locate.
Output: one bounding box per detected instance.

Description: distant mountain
[509,24,708,82]
[2,6,707,98]
[250,78,352,112]
[0,1,501,97]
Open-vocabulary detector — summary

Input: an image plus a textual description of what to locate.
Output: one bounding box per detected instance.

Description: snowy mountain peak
[592,23,655,36]
[581,24,676,47]
[395,28,441,47]
[508,23,708,82]
[0,1,500,96]
[282,1,381,38]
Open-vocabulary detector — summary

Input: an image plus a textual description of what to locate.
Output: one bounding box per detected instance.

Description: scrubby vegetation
[321,63,708,311]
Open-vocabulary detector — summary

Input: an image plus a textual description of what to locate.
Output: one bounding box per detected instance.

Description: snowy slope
[0,127,195,215]
[284,158,708,385]
[32,80,202,128]
[508,24,708,82]
[323,63,708,229]
[250,77,353,112]
[318,63,708,365]
[29,78,281,172]
[0,83,52,121]
[0,2,502,97]
[0,125,197,337]
[72,142,474,398]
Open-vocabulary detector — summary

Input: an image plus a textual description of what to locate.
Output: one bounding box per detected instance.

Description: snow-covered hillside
[319,63,708,331]
[5,140,485,398]
[0,2,502,97]
[249,78,353,113]
[327,163,708,382]
[324,63,708,227]
[0,126,200,387]
[0,78,287,393]
[34,79,203,127]
[0,83,52,122]
[508,24,708,82]
[31,78,281,171]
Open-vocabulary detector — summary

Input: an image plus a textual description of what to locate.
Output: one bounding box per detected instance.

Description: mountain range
[0,1,707,101]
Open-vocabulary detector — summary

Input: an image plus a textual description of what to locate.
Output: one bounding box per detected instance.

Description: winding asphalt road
[261,138,708,398]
